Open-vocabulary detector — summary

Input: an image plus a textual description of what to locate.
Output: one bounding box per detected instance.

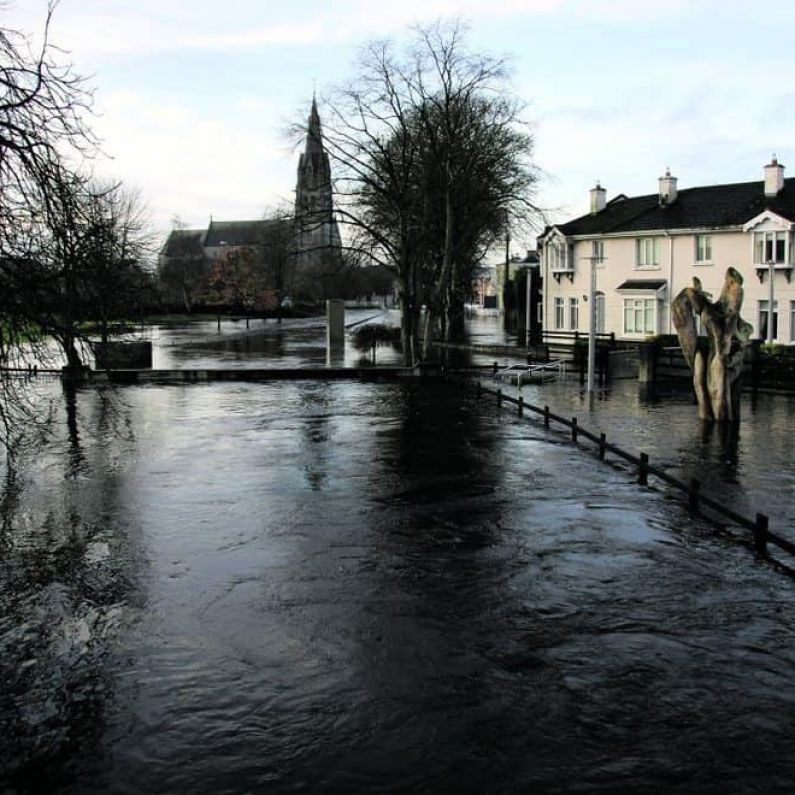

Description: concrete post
[637,342,657,385]
[326,300,345,364]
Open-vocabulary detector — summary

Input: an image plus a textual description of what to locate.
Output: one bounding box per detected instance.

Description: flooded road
[147,309,404,370]
[2,377,795,792]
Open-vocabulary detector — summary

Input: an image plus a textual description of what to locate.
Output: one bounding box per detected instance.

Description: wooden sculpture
[671,267,753,422]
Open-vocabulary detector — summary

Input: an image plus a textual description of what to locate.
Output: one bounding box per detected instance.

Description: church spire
[305,94,323,155]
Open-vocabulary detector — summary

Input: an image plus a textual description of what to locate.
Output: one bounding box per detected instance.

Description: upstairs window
[754,231,787,264]
[592,240,605,264]
[695,234,712,263]
[549,241,571,271]
[635,237,660,269]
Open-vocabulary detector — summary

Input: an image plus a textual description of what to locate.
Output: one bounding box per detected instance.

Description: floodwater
[147,309,403,370]
[2,318,795,793]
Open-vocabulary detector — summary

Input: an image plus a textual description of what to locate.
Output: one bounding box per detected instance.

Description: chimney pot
[659,168,677,205]
[764,155,785,197]
[590,181,606,214]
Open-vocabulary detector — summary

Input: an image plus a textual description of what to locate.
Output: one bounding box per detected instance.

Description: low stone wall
[93,341,152,369]
[608,349,639,379]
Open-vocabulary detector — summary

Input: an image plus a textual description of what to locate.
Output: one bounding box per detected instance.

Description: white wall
[542,228,795,343]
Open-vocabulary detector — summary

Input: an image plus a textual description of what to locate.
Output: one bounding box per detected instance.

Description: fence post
[497,388,502,406]
[571,417,578,443]
[476,380,481,398]
[638,452,649,486]
[688,478,701,511]
[518,395,524,416]
[544,405,550,429]
[599,433,606,461]
[753,513,769,556]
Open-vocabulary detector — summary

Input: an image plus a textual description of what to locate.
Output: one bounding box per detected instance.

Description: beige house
[538,159,795,345]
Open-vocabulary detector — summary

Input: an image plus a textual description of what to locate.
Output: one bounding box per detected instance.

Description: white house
[538,159,795,345]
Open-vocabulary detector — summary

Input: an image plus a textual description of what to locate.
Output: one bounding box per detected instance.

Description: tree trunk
[62,334,83,368]
[424,184,455,359]
[672,268,752,422]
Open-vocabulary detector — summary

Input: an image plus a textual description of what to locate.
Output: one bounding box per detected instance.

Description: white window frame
[753,231,789,266]
[549,239,573,273]
[622,297,658,337]
[592,240,604,264]
[758,299,779,341]
[568,297,579,330]
[554,297,564,329]
[695,234,712,264]
[635,237,660,269]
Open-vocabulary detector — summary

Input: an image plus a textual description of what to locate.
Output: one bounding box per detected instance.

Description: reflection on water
[149,310,403,370]
[2,380,795,792]
[0,385,146,791]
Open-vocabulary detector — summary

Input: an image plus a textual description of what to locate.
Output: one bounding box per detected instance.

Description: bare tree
[0,1,95,258]
[257,206,296,317]
[0,2,96,446]
[76,181,157,343]
[314,20,540,364]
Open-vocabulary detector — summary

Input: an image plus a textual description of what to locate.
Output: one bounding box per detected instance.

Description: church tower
[294,96,341,290]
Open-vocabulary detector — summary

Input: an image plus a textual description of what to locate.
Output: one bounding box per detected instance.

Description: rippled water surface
[2,373,795,793]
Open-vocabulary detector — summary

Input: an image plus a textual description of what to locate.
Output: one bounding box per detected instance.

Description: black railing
[471,379,793,562]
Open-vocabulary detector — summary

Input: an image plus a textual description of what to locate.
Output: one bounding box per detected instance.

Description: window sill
[634,265,661,271]
[693,260,714,266]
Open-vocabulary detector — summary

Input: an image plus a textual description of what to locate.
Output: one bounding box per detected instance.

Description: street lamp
[582,252,605,396]
[767,259,775,345]
[525,264,532,347]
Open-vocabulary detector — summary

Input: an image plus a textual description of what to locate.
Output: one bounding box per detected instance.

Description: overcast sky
[6,0,795,252]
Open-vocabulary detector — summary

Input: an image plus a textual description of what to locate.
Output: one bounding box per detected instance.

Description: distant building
[539,159,795,344]
[158,96,342,303]
[293,97,343,285]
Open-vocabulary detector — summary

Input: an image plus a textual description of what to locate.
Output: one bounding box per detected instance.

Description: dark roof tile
[161,229,205,256]
[553,177,795,237]
[204,218,291,247]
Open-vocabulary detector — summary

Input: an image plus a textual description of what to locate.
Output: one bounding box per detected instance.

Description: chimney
[590,181,606,214]
[658,167,677,205]
[764,155,785,197]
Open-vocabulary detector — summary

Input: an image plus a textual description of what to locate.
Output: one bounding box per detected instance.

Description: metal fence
[470,379,794,562]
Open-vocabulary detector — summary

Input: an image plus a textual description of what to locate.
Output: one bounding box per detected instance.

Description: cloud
[16,0,566,57]
[90,91,296,234]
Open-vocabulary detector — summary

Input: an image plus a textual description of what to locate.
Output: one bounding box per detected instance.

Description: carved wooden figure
[671,267,753,422]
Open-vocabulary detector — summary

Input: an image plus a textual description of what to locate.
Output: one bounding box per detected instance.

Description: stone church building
[158,97,342,304]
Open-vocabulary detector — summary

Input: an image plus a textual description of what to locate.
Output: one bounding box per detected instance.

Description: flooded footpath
[2,373,795,793]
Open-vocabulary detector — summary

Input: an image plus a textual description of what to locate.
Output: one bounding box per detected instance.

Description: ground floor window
[758,299,779,341]
[568,297,579,330]
[622,297,657,336]
[554,297,564,329]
